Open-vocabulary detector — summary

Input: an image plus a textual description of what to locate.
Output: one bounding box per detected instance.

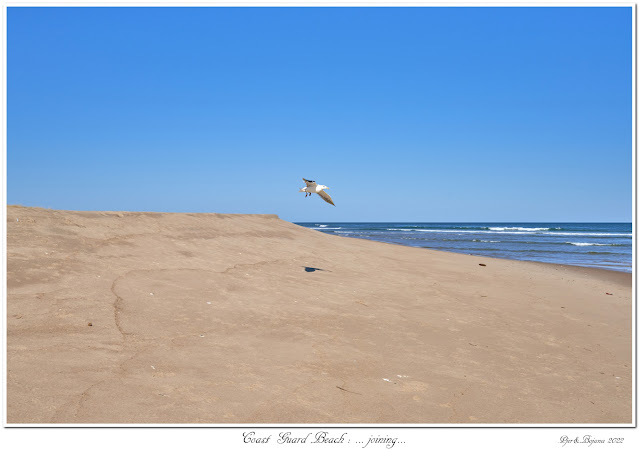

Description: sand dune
[6,206,632,424]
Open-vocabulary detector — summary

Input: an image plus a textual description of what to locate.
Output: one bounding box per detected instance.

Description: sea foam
[489,227,550,231]
[567,242,610,246]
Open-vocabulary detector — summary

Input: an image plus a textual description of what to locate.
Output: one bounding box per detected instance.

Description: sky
[7,6,633,222]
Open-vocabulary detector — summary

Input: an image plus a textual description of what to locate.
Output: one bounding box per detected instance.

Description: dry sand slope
[6,206,632,424]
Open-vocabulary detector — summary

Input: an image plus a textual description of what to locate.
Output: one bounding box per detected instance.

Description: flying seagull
[300,178,335,206]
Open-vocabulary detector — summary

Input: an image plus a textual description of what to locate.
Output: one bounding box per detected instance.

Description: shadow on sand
[304,266,331,273]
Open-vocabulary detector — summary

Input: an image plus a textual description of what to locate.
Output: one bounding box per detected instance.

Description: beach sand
[6,206,632,424]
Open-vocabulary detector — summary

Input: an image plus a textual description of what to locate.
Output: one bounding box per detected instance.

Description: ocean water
[295,223,633,273]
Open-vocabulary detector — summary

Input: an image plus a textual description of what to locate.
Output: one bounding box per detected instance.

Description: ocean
[295,222,633,273]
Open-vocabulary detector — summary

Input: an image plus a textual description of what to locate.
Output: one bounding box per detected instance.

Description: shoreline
[319,231,634,277]
[7,206,632,424]
[295,221,632,275]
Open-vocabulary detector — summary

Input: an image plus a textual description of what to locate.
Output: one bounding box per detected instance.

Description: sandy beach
[6,206,632,424]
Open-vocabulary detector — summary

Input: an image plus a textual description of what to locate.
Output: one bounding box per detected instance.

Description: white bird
[300,178,335,206]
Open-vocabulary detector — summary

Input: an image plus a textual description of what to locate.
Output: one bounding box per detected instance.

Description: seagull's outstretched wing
[303,178,316,187]
[318,190,335,206]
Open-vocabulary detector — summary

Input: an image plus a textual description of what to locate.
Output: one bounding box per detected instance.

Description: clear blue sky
[8,6,632,222]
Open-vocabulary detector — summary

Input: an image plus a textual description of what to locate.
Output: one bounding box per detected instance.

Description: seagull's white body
[299,185,325,195]
[300,178,335,206]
